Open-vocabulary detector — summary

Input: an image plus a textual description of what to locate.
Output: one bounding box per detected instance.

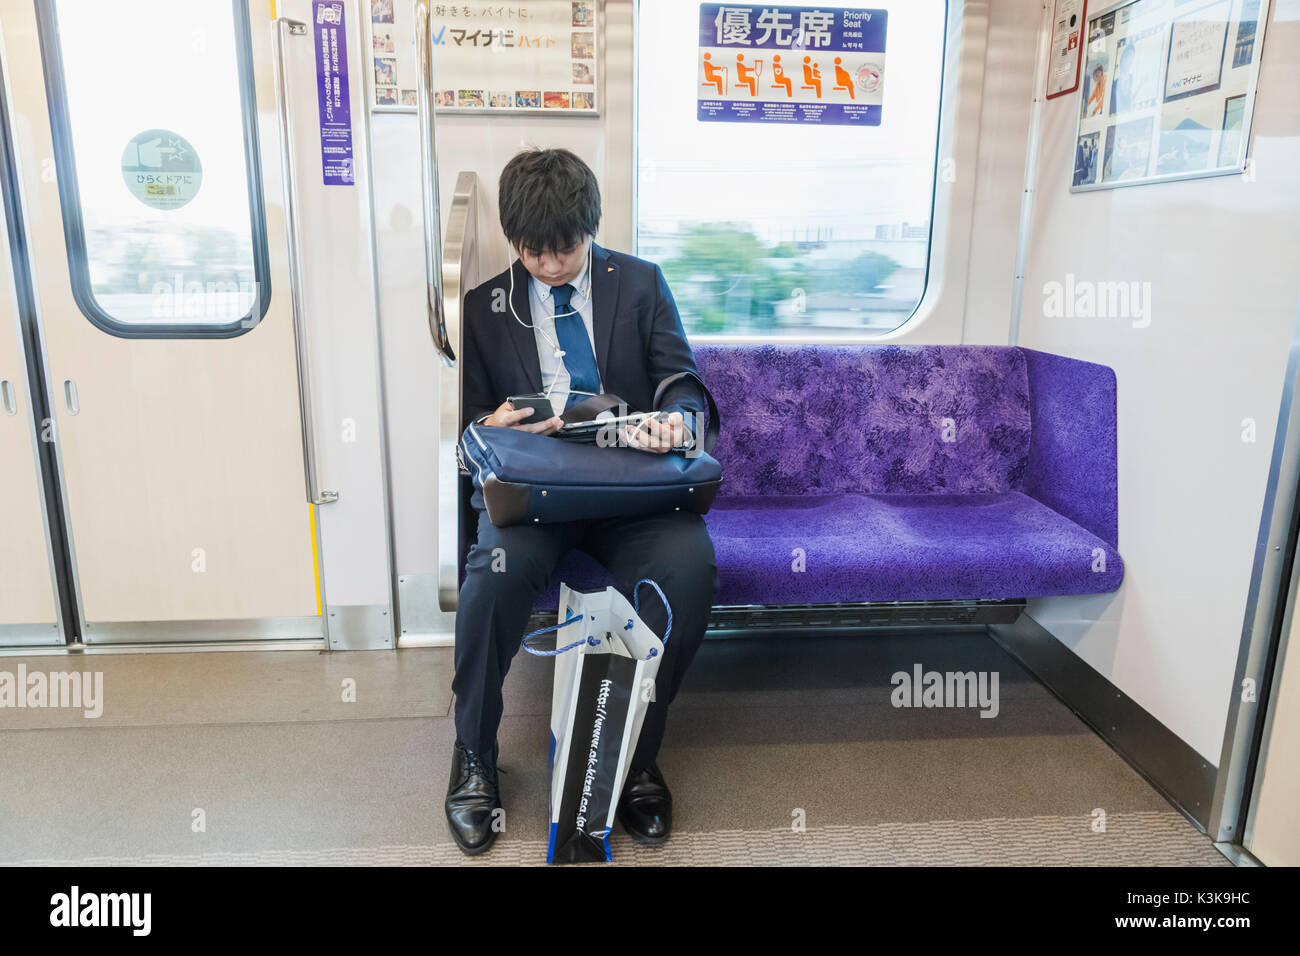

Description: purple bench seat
[534,344,1123,609]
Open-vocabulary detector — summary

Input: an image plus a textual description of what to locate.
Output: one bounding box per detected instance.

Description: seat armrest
[1020,347,1120,549]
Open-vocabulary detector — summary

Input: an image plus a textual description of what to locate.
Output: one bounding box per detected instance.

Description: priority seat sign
[697,4,887,125]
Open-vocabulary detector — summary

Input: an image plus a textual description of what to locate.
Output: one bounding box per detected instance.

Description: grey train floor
[0,631,1227,866]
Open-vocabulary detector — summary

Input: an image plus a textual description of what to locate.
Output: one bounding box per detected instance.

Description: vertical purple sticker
[312,0,354,185]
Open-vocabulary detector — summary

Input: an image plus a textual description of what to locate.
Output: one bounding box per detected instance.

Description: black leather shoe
[445,739,501,855]
[618,763,672,845]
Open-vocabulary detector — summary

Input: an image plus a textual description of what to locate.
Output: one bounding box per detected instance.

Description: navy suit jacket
[460,243,705,433]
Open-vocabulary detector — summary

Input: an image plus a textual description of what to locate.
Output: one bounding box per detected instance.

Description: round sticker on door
[120,129,202,210]
[856,63,883,93]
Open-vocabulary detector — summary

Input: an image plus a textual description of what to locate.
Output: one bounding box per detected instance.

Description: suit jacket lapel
[591,243,620,381]
[504,258,543,392]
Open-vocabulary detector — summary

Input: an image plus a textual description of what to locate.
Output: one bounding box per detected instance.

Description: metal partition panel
[276,0,398,650]
[438,172,479,611]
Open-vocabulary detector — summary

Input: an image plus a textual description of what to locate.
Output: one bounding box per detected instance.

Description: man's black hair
[498,148,601,256]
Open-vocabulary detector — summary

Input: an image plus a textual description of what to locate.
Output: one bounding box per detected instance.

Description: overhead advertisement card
[696,4,887,125]
[368,0,599,113]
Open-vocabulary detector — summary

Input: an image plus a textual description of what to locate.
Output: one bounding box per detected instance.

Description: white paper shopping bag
[520,579,671,864]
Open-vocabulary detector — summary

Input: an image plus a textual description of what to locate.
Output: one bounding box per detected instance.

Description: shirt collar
[529,250,591,304]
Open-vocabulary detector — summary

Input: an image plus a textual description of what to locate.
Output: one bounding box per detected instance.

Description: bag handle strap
[520,611,594,657]
[653,370,720,454]
[632,578,672,651]
[522,580,672,661]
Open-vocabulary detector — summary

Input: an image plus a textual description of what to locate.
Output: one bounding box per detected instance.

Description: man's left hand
[623,411,688,454]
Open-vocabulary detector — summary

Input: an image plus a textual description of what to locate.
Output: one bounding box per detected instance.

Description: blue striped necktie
[550,282,600,407]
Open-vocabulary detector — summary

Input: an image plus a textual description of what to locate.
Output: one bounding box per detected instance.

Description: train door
[1243,591,1300,865]
[0,133,62,648]
[0,0,321,643]
[1240,450,1300,866]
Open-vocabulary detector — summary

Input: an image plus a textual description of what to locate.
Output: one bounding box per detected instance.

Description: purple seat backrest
[693,344,1032,496]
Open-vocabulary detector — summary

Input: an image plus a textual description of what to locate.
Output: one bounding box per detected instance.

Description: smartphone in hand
[506,394,555,425]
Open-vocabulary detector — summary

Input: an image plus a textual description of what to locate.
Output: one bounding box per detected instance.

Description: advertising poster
[1080,11,1112,119]
[366,0,599,114]
[1071,0,1270,192]
[1163,0,1230,101]
[1108,22,1167,113]
[1155,92,1220,173]
[1046,0,1087,99]
[368,0,419,109]
[1216,91,1245,165]
[696,4,887,126]
[1072,129,1101,186]
[1103,115,1153,181]
[1231,0,1260,67]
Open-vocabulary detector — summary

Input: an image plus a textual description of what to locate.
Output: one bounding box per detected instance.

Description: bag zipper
[461,428,494,485]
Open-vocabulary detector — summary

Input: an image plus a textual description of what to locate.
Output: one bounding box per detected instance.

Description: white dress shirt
[529,253,599,413]
[514,256,693,448]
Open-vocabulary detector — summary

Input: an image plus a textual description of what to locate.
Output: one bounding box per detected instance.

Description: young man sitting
[446,147,718,855]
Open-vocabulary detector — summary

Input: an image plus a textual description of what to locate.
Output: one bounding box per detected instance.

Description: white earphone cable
[506,244,596,401]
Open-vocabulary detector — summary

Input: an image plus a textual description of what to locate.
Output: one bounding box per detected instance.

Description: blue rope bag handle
[520,611,599,657]
[630,578,672,660]
[522,580,672,660]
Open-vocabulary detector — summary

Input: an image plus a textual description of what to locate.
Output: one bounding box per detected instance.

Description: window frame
[35,0,272,339]
[631,0,950,343]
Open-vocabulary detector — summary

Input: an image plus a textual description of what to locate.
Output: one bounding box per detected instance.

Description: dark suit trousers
[453,507,718,768]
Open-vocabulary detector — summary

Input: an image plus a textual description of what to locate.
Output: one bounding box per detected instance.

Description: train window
[38,0,269,337]
[636,1,946,337]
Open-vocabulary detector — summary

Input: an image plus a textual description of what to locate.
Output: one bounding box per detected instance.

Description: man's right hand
[483,400,563,435]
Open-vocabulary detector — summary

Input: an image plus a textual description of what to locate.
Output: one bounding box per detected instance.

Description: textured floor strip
[7,811,1224,867]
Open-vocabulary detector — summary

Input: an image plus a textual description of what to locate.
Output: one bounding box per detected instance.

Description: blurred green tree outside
[660,223,899,334]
